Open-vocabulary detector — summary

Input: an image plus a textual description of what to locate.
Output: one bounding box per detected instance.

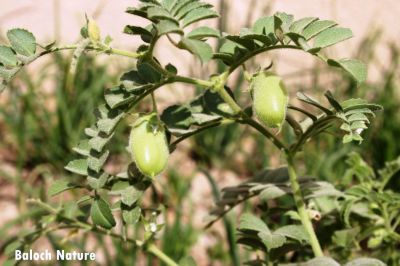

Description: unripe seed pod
[129,113,169,178]
[251,72,289,128]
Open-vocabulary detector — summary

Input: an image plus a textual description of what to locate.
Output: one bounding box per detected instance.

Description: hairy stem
[286,155,323,257]
[40,45,142,59]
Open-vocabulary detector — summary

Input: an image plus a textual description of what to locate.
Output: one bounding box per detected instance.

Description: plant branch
[106,47,143,58]
[173,75,214,87]
[147,244,179,266]
[239,117,288,152]
[151,92,158,113]
[39,44,142,59]
[125,79,173,115]
[26,199,178,266]
[209,72,244,115]
[3,44,142,86]
[286,155,323,257]
[228,45,301,74]
[218,85,243,114]
[169,118,234,152]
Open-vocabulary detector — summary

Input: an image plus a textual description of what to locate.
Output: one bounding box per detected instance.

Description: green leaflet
[7,28,36,56]
[90,197,116,229]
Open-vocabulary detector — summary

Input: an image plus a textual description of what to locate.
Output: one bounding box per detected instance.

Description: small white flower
[149,223,157,233]
[355,128,364,135]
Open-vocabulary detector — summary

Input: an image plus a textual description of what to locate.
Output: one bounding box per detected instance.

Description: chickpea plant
[0,0,391,265]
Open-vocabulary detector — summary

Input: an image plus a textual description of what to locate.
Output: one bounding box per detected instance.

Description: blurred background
[0,0,399,265]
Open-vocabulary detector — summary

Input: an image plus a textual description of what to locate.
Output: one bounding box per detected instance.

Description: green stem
[107,47,142,58]
[218,85,243,114]
[147,244,179,266]
[240,117,287,151]
[173,75,214,87]
[151,92,158,113]
[125,79,172,115]
[228,45,301,74]
[169,118,234,152]
[211,72,244,115]
[286,155,323,257]
[9,44,140,81]
[40,45,141,59]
